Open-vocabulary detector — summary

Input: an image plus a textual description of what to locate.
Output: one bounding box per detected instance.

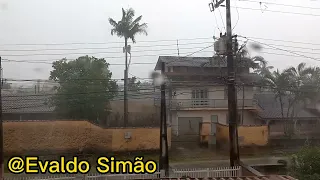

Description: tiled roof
[255,93,318,119]
[154,56,227,70]
[141,176,296,180]
[2,94,54,113]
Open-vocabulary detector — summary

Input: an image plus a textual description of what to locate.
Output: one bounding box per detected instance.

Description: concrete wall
[4,120,171,156]
[216,123,268,148]
[171,110,257,135]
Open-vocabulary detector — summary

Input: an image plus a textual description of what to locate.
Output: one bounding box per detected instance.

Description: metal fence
[4,167,241,180]
[171,166,242,178]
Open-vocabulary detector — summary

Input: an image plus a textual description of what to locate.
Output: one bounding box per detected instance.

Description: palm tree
[284,63,315,115]
[263,69,291,118]
[235,47,267,72]
[109,8,148,126]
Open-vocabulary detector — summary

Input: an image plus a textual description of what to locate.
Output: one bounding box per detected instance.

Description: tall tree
[284,63,314,115]
[109,8,148,126]
[263,69,291,118]
[49,56,117,121]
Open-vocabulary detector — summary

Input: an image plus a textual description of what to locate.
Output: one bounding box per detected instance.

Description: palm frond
[109,7,148,42]
[130,15,142,29]
[126,8,135,20]
[297,62,306,73]
[121,8,126,21]
[108,18,118,27]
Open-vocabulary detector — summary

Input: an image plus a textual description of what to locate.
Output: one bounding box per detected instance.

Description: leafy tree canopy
[49,56,118,121]
[128,77,141,92]
[2,80,11,89]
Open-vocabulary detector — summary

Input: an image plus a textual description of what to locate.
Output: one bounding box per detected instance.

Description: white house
[154,56,261,144]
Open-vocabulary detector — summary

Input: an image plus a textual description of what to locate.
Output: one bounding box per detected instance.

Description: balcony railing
[170,99,257,109]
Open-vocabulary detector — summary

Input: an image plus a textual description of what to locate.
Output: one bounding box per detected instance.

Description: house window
[192,89,208,99]
[192,89,209,107]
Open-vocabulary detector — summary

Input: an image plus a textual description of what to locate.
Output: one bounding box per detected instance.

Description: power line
[0,43,214,53]
[240,35,320,62]
[240,36,320,46]
[231,6,320,17]
[218,8,227,31]
[237,0,320,10]
[2,60,155,66]
[0,46,215,57]
[262,47,320,56]
[0,37,213,46]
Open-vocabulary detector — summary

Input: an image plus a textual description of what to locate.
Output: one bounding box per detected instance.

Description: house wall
[171,110,256,135]
[173,85,254,100]
[216,123,268,148]
[4,120,171,156]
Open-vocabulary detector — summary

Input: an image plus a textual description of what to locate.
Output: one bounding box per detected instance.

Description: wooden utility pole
[0,56,3,179]
[210,0,240,166]
[160,62,169,176]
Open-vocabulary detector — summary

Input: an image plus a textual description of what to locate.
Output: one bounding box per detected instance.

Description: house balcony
[170,99,258,110]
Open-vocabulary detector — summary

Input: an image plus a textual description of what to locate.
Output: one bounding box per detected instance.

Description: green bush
[290,146,320,179]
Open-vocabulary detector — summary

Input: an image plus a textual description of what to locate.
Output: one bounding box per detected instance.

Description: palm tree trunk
[124,37,128,127]
[279,95,287,135]
[279,95,284,118]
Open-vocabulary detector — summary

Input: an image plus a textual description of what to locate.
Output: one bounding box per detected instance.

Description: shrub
[290,146,320,179]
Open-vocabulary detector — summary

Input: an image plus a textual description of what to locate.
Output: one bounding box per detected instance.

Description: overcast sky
[0,0,320,84]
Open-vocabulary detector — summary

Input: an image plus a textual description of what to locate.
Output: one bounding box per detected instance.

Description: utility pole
[210,0,240,166]
[159,62,169,176]
[123,38,129,127]
[0,57,3,179]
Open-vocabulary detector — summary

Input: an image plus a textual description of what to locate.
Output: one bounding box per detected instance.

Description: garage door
[177,117,202,142]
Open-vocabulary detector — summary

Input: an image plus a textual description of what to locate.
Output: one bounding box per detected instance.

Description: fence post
[206,168,210,177]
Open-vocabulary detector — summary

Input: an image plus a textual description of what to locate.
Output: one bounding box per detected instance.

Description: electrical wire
[231,6,320,17]
[0,44,214,53]
[238,0,320,10]
[232,0,240,31]
[240,35,320,62]
[6,81,320,99]
[212,11,223,33]
[0,37,213,46]
[0,45,215,58]
[2,60,155,66]
[239,36,320,46]
[218,8,227,31]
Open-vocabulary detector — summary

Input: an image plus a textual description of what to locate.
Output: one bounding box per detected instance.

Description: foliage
[290,146,320,179]
[2,81,11,89]
[49,56,118,121]
[262,69,290,117]
[262,63,320,136]
[236,47,267,71]
[109,8,148,43]
[128,77,141,91]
